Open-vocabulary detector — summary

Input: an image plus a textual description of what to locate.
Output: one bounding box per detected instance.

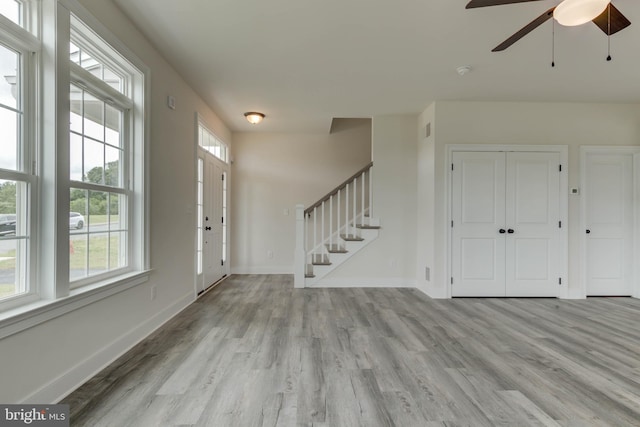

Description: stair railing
[294,162,373,287]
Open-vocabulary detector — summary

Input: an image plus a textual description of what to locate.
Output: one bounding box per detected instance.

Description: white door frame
[193,115,231,298]
[446,144,569,298]
[195,148,230,296]
[580,146,640,298]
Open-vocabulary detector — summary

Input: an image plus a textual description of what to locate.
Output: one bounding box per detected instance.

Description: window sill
[0,270,151,340]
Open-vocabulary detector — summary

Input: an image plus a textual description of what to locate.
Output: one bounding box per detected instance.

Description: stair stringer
[305,227,379,287]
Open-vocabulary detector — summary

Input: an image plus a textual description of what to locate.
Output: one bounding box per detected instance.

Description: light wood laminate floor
[64,275,640,426]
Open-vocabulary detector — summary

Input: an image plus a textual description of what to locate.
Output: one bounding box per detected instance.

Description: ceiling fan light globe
[553,0,611,26]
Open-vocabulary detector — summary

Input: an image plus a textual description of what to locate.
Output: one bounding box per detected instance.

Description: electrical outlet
[150,285,157,301]
[267,250,274,259]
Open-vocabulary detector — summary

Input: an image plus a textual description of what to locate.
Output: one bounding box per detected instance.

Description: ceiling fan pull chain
[551,18,555,67]
[607,4,612,61]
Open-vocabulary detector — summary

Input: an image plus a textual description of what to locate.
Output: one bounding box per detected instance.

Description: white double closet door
[452,151,561,297]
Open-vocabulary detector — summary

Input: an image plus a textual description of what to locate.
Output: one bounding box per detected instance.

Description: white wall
[0,0,231,403]
[415,104,435,294]
[322,115,418,286]
[231,119,371,274]
[419,101,640,298]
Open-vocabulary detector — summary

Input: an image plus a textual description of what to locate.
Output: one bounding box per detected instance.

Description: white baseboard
[22,291,195,404]
[311,277,416,288]
[231,266,293,275]
[415,284,448,299]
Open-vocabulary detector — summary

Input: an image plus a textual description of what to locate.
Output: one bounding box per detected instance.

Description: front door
[197,152,226,293]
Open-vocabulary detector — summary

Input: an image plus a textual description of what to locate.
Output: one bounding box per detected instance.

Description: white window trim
[0,0,151,338]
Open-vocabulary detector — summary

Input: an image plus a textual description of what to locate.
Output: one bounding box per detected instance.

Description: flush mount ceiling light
[554,0,611,26]
[244,112,265,124]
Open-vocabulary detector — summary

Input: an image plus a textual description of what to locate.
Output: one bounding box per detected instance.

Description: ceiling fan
[466,0,631,52]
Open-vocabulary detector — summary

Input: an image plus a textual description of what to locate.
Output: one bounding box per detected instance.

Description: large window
[0,0,37,305]
[66,15,144,289]
[0,2,148,328]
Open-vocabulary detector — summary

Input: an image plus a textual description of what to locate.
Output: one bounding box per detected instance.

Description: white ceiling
[112,0,640,132]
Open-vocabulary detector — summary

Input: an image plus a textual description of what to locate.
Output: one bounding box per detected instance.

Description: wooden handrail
[304,162,373,215]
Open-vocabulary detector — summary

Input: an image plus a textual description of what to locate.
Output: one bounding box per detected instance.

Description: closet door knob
[507,229,515,234]
[586,229,591,234]
[499,229,506,234]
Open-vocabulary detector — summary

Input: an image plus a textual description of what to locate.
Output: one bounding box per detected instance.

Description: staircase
[294,162,380,287]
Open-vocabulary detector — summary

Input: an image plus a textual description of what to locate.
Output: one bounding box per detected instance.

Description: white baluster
[369,167,373,222]
[321,201,325,258]
[337,188,341,242]
[353,178,357,236]
[329,196,333,250]
[361,171,365,226]
[313,206,317,260]
[294,204,305,288]
[345,182,350,238]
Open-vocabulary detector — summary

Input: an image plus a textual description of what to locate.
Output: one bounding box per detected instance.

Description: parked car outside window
[69,212,85,230]
[0,214,16,236]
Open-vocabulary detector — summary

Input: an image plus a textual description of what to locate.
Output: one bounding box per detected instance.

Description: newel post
[294,204,306,288]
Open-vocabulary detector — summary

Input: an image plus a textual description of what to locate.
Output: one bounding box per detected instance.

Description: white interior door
[452,152,506,296]
[452,151,561,297]
[585,153,633,296]
[505,152,560,296]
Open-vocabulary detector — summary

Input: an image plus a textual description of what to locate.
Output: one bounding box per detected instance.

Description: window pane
[83,92,104,142]
[108,192,124,232]
[0,179,28,300]
[69,188,87,233]
[88,190,107,233]
[88,233,108,275]
[0,106,19,170]
[0,239,26,300]
[105,104,121,147]
[0,0,21,28]
[0,43,19,110]
[69,234,87,281]
[69,42,80,65]
[70,84,82,133]
[0,180,24,236]
[109,231,126,270]
[70,132,83,181]
[103,66,122,92]
[84,138,104,184]
[104,146,121,187]
[69,188,127,285]
[80,49,97,71]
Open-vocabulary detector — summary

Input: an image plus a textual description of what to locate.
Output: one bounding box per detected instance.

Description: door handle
[507,229,515,234]
[586,229,591,234]
[499,229,506,234]
[205,226,212,231]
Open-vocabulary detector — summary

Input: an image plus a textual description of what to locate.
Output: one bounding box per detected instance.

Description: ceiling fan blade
[466,0,545,9]
[592,4,631,35]
[492,7,555,52]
